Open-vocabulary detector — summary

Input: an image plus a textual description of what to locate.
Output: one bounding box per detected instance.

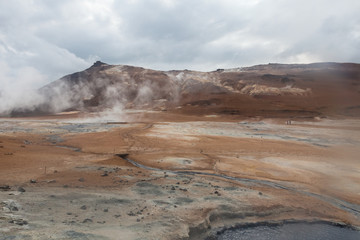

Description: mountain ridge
[6,62,360,118]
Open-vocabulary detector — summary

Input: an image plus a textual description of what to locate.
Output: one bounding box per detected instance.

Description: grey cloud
[0,0,359,82]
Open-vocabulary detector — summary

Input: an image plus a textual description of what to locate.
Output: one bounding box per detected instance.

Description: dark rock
[29,179,37,184]
[18,187,26,192]
[80,205,87,210]
[78,178,85,182]
[10,205,19,211]
[127,211,136,216]
[0,185,11,191]
[82,218,93,223]
[9,219,28,226]
[103,208,108,212]
[101,172,108,177]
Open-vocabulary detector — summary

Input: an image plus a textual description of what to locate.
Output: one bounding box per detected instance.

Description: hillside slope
[8,61,360,118]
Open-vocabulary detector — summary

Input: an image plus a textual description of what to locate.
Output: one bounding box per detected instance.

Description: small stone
[78,178,85,182]
[82,218,93,223]
[9,219,28,226]
[258,192,263,195]
[80,205,87,210]
[0,185,11,191]
[30,179,37,184]
[103,208,108,212]
[127,211,136,216]
[101,172,108,177]
[136,218,140,222]
[171,186,176,190]
[18,187,26,192]
[10,205,19,211]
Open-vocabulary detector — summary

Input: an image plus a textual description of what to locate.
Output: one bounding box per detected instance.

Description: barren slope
[7,62,360,118]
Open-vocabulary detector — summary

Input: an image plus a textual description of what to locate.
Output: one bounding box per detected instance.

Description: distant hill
[8,61,360,118]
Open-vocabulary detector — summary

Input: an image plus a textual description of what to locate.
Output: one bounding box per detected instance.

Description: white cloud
[0,0,359,81]
[0,0,359,114]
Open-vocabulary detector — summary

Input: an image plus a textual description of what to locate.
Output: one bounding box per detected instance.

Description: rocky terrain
[6,61,360,118]
[1,62,360,239]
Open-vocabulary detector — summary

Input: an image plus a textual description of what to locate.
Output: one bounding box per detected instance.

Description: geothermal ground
[0,110,359,239]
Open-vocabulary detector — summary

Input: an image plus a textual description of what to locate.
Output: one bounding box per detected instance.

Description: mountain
[8,61,360,118]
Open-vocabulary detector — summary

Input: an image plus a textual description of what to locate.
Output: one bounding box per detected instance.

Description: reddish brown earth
[1,111,360,239]
[1,62,360,239]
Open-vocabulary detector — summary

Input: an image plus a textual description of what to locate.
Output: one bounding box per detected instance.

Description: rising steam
[0,61,181,121]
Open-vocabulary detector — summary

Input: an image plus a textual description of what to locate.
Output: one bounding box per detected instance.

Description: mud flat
[209,221,360,240]
[0,112,360,239]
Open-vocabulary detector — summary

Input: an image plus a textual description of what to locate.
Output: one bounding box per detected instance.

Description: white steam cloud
[0,62,183,123]
[0,61,47,115]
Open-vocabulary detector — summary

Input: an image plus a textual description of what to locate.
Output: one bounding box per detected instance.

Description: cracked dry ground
[1,112,360,239]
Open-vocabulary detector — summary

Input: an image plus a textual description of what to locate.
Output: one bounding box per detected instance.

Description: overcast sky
[1,0,360,88]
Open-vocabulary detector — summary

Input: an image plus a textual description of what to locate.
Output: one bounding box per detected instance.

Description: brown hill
[9,61,360,118]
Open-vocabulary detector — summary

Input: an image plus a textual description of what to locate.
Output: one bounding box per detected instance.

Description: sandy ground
[0,111,360,239]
